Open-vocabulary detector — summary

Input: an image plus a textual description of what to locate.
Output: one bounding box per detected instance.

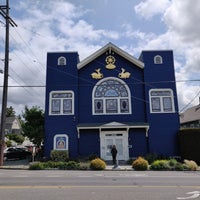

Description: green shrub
[42,161,61,169]
[174,162,184,171]
[150,160,170,170]
[50,150,69,162]
[90,158,106,170]
[58,161,80,170]
[132,157,149,171]
[168,158,178,167]
[29,162,45,170]
[183,159,199,171]
[145,153,158,164]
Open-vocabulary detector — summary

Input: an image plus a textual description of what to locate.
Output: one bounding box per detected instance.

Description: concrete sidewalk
[106,164,133,171]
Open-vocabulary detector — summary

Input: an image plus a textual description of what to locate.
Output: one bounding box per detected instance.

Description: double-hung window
[49,91,74,115]
[149,89,175,113]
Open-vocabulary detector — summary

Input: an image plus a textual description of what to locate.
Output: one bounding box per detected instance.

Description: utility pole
[0,0,17,166]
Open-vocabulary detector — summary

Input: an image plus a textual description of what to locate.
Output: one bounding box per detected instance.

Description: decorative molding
[105,55,116,69]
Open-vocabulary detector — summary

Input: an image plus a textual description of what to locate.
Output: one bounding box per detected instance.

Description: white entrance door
[100,131,129,161]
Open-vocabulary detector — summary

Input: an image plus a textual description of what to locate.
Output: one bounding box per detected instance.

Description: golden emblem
[118,68,131,79]
[105,55,116,69]
[91,68,103,79]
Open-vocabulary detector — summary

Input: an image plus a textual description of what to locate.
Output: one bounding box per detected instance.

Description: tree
[21,106,44,147]
[6,133,25,144]
[6,106,16,117]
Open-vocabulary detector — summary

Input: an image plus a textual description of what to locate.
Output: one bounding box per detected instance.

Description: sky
[0,0,200,115]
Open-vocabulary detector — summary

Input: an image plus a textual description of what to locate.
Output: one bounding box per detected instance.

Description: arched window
[58,56,66,66]
[154,55,163,64]
[92,77,132,115]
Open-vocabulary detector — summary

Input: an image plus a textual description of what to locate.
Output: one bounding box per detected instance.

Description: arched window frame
[154,55,163,64]
[92,77,132,115]
[54,134,69,150]
[57,56,66,66]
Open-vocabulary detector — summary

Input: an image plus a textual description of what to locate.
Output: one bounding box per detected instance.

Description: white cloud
[132,0,200,110]
[134,0,171,19]
[0,0,199,115]
[164,0,200,44]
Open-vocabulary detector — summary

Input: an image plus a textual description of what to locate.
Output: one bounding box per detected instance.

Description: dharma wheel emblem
[105,55,116,69]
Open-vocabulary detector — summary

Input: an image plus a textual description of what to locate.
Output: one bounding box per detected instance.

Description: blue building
[44,43,180,161]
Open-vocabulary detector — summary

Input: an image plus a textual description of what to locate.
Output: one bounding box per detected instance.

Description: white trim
[100,130,129,160]
[77,122,149,138]
[57,56,67,65]
[149,88,175,113]
[49,90,74,115]
[154,55,163,64]
[92,77,132,115]
[53,134,69,150]
[77,42,144,69]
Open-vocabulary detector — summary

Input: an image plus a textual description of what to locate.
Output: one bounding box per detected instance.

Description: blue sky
[0,0,200,114]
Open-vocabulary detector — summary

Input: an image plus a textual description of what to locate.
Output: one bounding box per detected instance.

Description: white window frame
[49,90,74,115]
[92,77,132,115]
[54,134,69,150]
[57,56,66,66]
[149,88,175,113]
[154,55,163,64]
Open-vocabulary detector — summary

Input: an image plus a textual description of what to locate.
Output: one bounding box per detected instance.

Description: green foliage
[90,158,106,170]
[145,153,159,164]
[21,106,44,146]
[150,159,185,171]
[58,161,80,170]
[132,157,149,171]
[150,160,170,170]
[41,161,61,169]
[6,133,25,144]
[50,150,69,162]
[6,106,16,117]
[183,159,199,171]
[29,162,45,170]
[29,161,82,170]
[5,140,12,147]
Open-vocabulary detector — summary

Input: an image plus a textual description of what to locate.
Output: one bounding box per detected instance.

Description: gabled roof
[180,104,200,124]
[77,42,144,69]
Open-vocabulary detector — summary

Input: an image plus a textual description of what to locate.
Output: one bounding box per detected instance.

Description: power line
[0,0,17,166]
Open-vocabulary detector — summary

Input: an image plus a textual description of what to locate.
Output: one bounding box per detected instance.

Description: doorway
[100,131,129,161]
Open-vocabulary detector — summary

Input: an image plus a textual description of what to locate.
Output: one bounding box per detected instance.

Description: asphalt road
[0,170,200,200]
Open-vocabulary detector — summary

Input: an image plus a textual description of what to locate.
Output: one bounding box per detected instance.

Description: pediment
[77,42,144,70]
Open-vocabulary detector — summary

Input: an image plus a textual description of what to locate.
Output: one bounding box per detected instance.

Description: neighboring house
[44,42,180,161]
[4,116,22,135]
[180,101,200,128]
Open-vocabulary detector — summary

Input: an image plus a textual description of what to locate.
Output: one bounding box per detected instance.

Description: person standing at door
[111,145,118,165]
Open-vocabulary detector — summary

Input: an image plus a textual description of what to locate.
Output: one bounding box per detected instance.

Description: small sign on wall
[54,134,68,150]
